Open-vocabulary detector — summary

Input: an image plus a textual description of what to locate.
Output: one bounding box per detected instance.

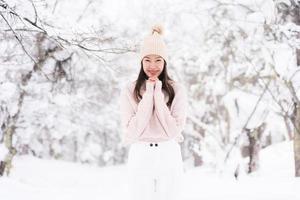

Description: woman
[120,25,187,200]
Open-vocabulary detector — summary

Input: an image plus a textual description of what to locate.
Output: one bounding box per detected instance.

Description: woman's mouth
[148,70,159,75]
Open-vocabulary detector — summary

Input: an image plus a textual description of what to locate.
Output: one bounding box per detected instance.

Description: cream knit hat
[140,25,168,62]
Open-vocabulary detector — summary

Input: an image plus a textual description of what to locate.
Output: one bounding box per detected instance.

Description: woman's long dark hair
[134,60,175,107]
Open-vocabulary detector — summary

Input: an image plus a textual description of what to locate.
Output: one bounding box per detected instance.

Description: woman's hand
[147,77,160,91]
[148,77,158,83]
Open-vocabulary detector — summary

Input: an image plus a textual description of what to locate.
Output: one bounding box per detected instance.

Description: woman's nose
[149,64,158,69]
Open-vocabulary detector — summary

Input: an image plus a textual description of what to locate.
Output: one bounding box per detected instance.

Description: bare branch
[76,0,93,23]
[27,0,37,24]
[0,12,38,64]
[224,79,270,162]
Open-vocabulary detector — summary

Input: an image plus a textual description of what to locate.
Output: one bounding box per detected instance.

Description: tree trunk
[293,1,300,177]
[284,115,293,140]
[0,89,25,177]
[0,126,17,176]
[293,105,300,176]
[275,0,300,178]
[246,123,266,173]
[0,161,5,176]
[193,151,203,167]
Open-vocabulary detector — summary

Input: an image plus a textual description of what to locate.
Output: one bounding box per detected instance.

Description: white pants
[126,139,184,200]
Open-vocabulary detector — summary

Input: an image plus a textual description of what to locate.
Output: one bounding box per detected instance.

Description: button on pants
[126,139,184,200]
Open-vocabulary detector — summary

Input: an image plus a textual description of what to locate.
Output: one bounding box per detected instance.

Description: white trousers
[126,139,184,200]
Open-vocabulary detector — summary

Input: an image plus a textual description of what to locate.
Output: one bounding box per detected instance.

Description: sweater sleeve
[154,80,187,140]
[120,81,154,144]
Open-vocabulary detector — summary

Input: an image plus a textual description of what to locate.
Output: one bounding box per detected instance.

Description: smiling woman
[143,55,164,79]
[120,25,187,200]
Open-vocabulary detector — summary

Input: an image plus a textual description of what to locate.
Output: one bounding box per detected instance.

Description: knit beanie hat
[140,25,168,62]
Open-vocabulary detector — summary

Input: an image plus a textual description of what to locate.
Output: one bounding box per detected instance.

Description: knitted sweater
[120,79,187,146]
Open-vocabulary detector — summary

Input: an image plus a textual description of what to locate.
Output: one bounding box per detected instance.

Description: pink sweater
[120,79,187,146]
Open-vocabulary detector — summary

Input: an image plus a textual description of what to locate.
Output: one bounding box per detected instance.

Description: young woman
[120,25,187,200]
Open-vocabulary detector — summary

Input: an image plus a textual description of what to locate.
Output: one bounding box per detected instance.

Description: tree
[274,0,300,177]
[0,0,132,176]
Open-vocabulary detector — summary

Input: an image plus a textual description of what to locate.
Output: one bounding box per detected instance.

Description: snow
[0,144,8,160]
[1,0,300,199]
[222,87,293,146]
[0,82,19,115]
[0,141,298,200]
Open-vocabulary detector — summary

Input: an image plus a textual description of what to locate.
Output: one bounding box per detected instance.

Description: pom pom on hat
[140,24,168,62]
[152,24,164,35]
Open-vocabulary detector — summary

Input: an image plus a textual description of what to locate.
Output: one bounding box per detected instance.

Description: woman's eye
[156,60,162,62]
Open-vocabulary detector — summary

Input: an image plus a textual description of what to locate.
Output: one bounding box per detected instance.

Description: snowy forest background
[0,0,300,189]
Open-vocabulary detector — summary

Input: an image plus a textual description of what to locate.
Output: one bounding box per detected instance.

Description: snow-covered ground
[0,141,299,200]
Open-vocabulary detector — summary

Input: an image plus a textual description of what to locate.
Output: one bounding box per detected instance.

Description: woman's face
[142,54,164,79]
